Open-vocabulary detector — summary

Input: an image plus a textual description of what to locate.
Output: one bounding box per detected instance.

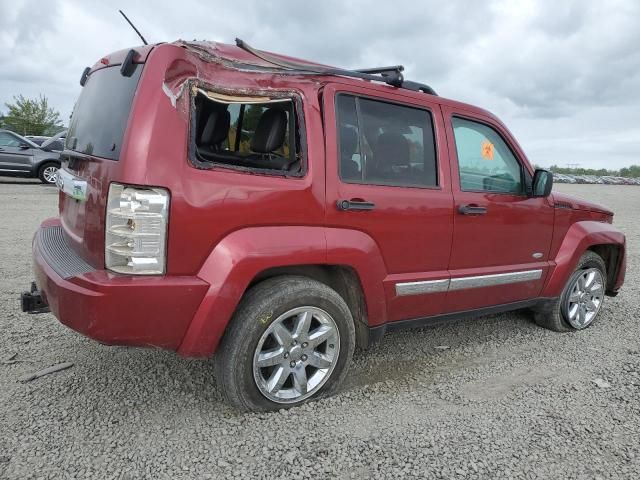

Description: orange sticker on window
[481,140,494,160]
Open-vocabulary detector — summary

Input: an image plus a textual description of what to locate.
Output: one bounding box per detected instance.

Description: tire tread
[214,275,355,411]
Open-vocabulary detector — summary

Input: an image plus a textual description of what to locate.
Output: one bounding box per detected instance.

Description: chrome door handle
[458,204,487,215]
[336,199,375,211]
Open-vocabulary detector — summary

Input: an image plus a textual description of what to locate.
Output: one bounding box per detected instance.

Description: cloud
[0,0,638,169]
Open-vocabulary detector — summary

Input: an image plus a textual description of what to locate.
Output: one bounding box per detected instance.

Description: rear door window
[66,65,142,160]
[336,94,438,188]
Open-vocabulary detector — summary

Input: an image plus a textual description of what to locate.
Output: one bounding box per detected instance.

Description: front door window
[452,117,523,194]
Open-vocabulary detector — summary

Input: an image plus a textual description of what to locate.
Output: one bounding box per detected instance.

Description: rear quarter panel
[126,44,327,276]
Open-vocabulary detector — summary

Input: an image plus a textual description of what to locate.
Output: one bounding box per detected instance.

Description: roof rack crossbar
[355,65,404,75]
[234,38,436,95]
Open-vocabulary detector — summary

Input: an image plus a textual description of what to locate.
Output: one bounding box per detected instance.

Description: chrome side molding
[395,269,543,296]
[448,269,542,291]
[395,279,449,296]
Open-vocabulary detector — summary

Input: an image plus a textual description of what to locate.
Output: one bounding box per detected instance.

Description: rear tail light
[105,183,169,275]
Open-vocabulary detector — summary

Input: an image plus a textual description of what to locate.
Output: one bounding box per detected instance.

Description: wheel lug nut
[291,340,297,346]
[284,352,289,359]
[290,361,296,368]
[301,354,307,361]
[302,342,308,348]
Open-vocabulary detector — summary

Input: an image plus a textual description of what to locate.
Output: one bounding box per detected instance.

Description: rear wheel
[534,251,606,332]
[38,162,59,184]
[214,276,355,411]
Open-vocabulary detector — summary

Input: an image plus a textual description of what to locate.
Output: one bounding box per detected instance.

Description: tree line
[0,94,64,136]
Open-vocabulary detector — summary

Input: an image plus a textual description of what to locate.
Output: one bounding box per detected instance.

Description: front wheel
[533,251,607,332]
[38,162,59,184]
[214,276,355,411]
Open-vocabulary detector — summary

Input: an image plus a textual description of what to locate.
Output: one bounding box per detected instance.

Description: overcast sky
[1,0,638,169]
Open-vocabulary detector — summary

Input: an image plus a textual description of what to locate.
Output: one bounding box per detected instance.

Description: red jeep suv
[22,40,626,411]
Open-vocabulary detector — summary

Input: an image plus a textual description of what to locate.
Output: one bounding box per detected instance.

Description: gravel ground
[0,179,638,479]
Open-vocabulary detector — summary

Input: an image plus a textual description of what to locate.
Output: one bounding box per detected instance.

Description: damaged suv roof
[85,39,500,138]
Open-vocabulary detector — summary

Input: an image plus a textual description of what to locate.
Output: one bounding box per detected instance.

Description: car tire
[533,251,607,332]
[214,275,355,411]
[38,162,60,184]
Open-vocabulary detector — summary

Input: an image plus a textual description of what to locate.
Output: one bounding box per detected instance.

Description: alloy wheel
[252,306,340,404]
[563,268,605,329]
[43,166,59,184]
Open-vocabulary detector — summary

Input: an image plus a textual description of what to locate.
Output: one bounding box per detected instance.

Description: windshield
[66,64,142,160]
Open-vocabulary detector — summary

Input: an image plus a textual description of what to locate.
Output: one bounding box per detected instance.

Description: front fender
[541,221,626,297]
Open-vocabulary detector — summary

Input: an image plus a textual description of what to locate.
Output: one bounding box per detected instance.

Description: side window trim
[451,114,529,196]
[335,91,441,190]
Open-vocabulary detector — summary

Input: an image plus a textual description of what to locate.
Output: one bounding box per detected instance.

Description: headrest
[200,110,230,146]
[374,132,410,167]
[251,109,287,153]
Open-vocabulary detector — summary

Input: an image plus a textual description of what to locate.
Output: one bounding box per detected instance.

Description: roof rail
[234,39,437,96]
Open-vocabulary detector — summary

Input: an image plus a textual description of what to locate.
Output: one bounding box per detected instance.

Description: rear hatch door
[59,51,148,268]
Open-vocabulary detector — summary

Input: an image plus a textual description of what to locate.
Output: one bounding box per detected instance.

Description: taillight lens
[105,183,169,275]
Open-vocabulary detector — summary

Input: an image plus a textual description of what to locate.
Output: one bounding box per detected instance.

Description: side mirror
[532,169,553,197]
[19,143,30,150]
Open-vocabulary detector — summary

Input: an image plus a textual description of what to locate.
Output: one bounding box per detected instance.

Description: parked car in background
[553,173,576,184]
[25,132,66,152]
[553,173,637,186]
[0,129,61,183]
[25,136,50,146]
[552,173,566,182]
[563,174,577,183]
[584,175,603,184]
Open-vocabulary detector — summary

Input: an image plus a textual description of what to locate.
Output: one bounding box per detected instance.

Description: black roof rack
[235,38,437,96]
[355,65,404,75]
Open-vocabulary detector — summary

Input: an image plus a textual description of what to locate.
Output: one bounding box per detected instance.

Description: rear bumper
[31,220,209,351]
